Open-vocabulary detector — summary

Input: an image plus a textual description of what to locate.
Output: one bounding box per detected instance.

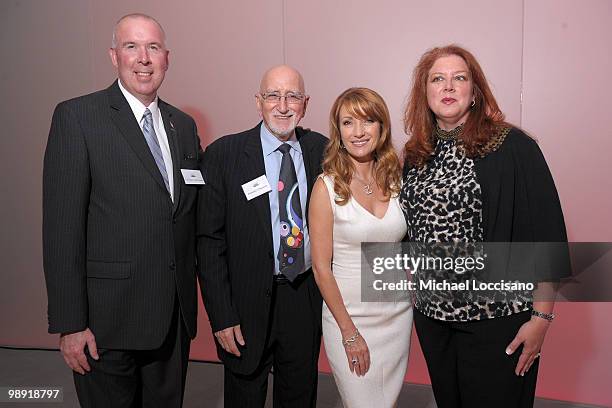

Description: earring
[339,141,346,150]
[470,99,475,108]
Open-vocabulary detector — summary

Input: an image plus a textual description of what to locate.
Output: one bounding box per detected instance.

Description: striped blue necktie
[141,108,170,193]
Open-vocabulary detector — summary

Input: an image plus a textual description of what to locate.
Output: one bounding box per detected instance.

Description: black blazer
[197,124,327,374]
[402,127,570,281]
[43,81,202,350]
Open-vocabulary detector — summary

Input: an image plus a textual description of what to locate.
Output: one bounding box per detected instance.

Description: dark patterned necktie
[277,143,304,281]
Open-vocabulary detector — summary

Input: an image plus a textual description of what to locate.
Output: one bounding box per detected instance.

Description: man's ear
[164,49,170,72]
[255,94,263,117]
[302,95,310,115]
[109,48,118,68]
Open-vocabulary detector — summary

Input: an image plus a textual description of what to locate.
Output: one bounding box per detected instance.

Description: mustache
[273,108,297,116]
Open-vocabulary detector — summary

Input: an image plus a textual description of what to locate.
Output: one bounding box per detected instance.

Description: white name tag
[181,169,205,184]
[241,175,272,201]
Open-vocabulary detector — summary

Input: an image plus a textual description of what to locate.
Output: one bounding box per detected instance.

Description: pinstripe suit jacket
[43,81,202,350]
[197,123,327,374]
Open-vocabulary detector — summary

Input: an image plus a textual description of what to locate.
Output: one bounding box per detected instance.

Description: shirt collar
[259,122,302,157]
[118,79,159,123]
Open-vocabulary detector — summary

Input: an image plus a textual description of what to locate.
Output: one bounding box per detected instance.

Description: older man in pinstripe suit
[198,65,327,407]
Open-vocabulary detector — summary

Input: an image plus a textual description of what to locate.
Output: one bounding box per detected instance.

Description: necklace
[434,123,464,141]
[353,171,375,195]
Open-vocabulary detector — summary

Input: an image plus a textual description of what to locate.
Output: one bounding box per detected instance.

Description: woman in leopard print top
[400,45,569,408]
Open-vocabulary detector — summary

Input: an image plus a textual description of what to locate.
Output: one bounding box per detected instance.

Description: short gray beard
[266,112,298,139]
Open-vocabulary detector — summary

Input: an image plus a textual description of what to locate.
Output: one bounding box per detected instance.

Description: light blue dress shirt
[260,124,311,275]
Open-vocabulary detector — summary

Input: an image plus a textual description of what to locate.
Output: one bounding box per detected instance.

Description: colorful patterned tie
[277,143,304,281]
[141,108,170,193]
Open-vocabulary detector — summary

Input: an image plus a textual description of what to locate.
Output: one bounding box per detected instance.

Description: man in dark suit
[43,14,202,407]
[198,65,327,407]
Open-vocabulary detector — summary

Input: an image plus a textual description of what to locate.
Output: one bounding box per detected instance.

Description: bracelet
[342,329,360,347]
[531,309,555,322]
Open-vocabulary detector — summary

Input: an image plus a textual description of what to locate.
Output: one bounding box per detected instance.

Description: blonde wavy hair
[323,87,401,205]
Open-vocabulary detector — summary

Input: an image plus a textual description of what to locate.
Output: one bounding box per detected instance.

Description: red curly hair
[403,44,509,167]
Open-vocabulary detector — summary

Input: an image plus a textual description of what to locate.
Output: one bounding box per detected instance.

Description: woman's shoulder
[317,172,334,185]
[502,127,544,157]
[314,173,342,213]
[316,173,338,195]
[477,126,550,173]
[505,126,535,144]
[480,125,540,157]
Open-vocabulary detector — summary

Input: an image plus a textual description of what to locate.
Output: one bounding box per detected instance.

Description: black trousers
[224,276,320,408]
[414,309,538,408]
[74,303,191,408]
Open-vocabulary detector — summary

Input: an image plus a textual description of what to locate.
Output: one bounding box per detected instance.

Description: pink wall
[1,1,610,406]
[521,1,612,404]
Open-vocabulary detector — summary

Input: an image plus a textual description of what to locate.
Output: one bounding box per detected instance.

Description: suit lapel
[159,100,181,214]
[107,82,171,200]
[240,124,274,251]
[297,127,319,224]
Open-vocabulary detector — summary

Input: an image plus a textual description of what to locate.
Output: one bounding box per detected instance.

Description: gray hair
[111,13,167,48]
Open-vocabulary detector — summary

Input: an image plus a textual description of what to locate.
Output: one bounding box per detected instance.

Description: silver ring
[535,352,541,358]
[352,358,358,365]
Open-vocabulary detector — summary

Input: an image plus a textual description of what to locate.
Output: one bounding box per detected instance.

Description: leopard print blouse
[400,129,530,321]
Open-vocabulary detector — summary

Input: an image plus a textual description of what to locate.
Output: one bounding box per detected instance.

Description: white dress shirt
[118,79,175,201]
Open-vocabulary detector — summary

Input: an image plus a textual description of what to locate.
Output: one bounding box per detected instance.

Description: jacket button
[265,289,271,297]
[169,261,176,270]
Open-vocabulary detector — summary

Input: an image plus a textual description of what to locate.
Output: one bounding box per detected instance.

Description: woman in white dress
[310,88,413,407]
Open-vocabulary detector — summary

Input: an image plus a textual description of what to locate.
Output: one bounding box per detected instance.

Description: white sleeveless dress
[320,175,413,408]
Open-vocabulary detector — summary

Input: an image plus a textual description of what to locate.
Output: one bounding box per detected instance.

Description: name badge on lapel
[242,175,272,201]
[181,169,205,185]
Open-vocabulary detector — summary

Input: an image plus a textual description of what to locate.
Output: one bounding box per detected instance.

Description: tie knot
[278,143,291,155]
[143,108,152,120]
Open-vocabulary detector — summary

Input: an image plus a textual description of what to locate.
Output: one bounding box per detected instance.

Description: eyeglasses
[259,91,306,105]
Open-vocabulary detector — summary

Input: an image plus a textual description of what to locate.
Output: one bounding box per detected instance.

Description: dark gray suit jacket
[43,81,202,350]
[197,124,327,374]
